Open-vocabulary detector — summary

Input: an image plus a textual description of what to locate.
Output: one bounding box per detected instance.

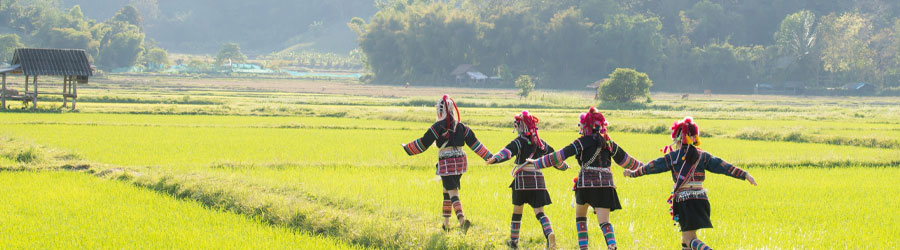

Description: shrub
[515,75,535,98]
[598,68,653,102]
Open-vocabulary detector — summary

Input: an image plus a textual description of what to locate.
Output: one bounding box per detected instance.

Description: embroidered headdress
[579,107,610,139]
[514,110,544,149]
[662,116,701,153]
[436,95,461,136]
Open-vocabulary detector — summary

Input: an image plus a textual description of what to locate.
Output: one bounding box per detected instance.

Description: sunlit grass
[0,171,360,249]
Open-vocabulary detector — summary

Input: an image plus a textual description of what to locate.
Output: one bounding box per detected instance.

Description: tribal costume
[532,108,643,209]
[629,146,748,231]
[531,107,642,250]
[489,111,566,249]
[401,95,491,233]
[627,117,754,250]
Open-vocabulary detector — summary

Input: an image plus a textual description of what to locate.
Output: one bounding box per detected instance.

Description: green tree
[216,42,247,64]
[346,16,367,36]
[819,13,875,84]
[775,10,818,62]
[869,19,900,89]
[593,14,664,75]
[774,10,821,84]
[0,33,23,62]
[68,4,83,20]
[682,0,731,45]
[544,7,592,85]
[598,68,652,102]
[515,75,535,97]
[112,5,142,28]
[690,42,755,93]
[141,47,169,70]
[97,21,145,69]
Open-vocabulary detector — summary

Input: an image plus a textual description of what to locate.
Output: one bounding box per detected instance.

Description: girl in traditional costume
[624,117,757,250]
[402,95,493,233]
[486,111,569,249]
[529,107,644,250]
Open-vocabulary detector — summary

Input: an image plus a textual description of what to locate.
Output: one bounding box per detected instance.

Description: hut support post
[32,75,37,110]
[1,73,5,110]
[72,80,77,110]
[24,75,28,93]
[62,76,68,108]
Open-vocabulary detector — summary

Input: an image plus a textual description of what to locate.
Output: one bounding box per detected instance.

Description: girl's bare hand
[746,174,758,186]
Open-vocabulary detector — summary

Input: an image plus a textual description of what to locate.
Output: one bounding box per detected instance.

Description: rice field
[1,76,899,249]
[0,171,359,250]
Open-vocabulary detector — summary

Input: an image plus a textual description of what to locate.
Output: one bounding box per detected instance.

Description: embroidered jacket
[403,121,492,176]
[631,147,748,202]
[492,138,566,190]
[533,138,642,189]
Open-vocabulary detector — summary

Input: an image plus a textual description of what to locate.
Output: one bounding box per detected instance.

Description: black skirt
[441,174,462,190]
[575,187,621,211]
[673,199,713,232]
[512,189,552,208]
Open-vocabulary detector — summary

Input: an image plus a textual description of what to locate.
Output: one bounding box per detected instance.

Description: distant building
[1,48,93,110]
[587,79,608,99]
[840,82,876,95]
[755,81,805,95]
[450,64,487,84]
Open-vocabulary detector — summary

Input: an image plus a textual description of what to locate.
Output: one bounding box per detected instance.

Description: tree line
[61,0,378,54]
[356,0,900,93]
[0,0,166,70]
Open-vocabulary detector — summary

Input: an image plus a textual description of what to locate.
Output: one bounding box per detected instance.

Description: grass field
[1,76,899,249]
[0,171,359,249]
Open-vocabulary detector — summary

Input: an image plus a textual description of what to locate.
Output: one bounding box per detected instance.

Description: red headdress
[514,110,543,149]
[662,116,701,153]
[579,107,610,141]
[436,95,461,135]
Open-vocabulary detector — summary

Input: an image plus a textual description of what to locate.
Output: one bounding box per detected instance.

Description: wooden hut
[1,48,93,110]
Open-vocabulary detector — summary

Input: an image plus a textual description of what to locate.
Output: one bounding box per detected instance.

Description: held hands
[525,158,537,164]
[746,174,758,186]
[623,169,637,178]
[485,157,497,165]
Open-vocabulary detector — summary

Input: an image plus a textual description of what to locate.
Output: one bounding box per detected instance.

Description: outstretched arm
[402,126,438,156]
[487,140,520,165]
[624,154,671,178]
[705,153,757,186]
[464,126,493,160]
[609,141,644,170]
[543,143,569,171]
[530,140,580,169]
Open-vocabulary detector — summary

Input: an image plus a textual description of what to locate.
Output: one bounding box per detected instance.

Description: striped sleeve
[609,141,644,170]
[534,139,580,169]
[491,140,520,163]
[402,126,438,156]
[704,153,747,180]
[631,153,672,177]
[464,125,492,160]
[544,143,570,171]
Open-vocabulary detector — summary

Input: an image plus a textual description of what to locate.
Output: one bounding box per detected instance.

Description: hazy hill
[61,0,377,55]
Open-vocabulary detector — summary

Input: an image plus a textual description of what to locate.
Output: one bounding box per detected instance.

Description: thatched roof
[8,48,93,76]
[450,64,475,76]
[587,78,608,88]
